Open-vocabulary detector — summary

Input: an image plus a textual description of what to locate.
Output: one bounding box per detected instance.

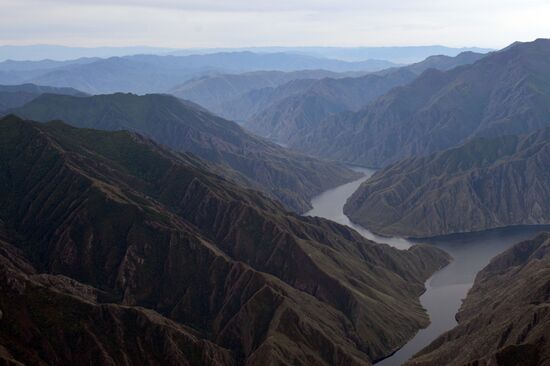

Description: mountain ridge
[241,51,485,146]
[344,127,550,238]
[9,92,360,213]
[0,52,397,94]
[0,115,450,365]
[293,39,550,167]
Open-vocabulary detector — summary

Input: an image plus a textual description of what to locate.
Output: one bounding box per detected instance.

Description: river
[305,168,547,365]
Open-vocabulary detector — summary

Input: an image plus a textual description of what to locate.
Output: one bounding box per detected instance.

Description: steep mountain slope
[218,78,320,122]
[168,69,346,113]
[406,232,550,366]
[1,52,396,94]
[297,39,550,167]
[344,127,550,238]
[241,52,484,144]
[0,115,450,365]
[244,68,418,143]
[0,83,86,112]
[10,92,359,213]
[0,232,235,366]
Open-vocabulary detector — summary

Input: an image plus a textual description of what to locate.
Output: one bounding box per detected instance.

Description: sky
[1,0,549,49]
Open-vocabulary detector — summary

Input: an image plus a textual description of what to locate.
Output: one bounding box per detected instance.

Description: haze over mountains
[0,83,86,112]
[241,51,484,143]
[287,39,550,168]
[1,33,549,366]
[0,44,491,63]
[0,115,450,365]
[168,69,364,118]
[0,52,398,95]
[8,92,359,213]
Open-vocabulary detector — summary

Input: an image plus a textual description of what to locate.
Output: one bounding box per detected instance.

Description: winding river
[305,168,547,365]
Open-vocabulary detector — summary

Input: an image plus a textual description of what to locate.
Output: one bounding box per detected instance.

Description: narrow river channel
[305,168,547,365]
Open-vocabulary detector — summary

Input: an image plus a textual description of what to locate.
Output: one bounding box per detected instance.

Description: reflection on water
[306,168,412,250]
[305,167,549,366]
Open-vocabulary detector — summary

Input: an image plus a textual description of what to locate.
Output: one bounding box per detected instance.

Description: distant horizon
[0,43,495,63]
[0,43,495,49]
[3,0,549,51]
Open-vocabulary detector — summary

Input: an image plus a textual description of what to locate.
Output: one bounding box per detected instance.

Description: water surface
[306,168,411,250]
[305,168,547,365]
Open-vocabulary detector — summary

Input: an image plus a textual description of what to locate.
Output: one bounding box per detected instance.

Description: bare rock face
[8,92,360,213]
[0,116,450,366]
[344,127,550,238]
[406,232,550,366]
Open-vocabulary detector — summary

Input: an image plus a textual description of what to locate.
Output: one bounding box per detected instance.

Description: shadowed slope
[344,127,550,237]
[241,51,484,147]
[0,115,449,365]
[10,92,359,212]
[297,39,550,167]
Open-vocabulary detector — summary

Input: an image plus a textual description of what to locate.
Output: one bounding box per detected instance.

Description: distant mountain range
[0,83,86,112]
[0,115,450,365]
[1,44,492,63]
[344,127,550,238]
[0,52,397,94]
[8,92,359,212]
[0,44,175,61]
[168,69,365,117]
[241,51,484,145]
[288,39,550,168]
[407,232,550,365]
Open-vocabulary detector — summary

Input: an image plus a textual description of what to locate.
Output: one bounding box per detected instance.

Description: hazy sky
[1,0,549,48]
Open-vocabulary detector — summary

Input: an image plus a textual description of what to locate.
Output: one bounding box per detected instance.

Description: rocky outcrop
[9,92,360,212]
[344,127,550,238]
[295,39,550,167]
[0,115,450,365]
[406,232,550,365]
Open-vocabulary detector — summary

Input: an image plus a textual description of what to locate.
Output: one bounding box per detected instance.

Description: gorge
[306,169,549,365]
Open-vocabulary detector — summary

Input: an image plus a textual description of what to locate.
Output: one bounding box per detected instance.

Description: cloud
[0,0,549,48]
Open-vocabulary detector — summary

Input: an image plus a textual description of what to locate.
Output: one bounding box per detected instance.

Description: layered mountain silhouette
[9,92,359,212]
[168,69,358,118]
[0,115,450,365]
[241,51,484,145]
[0,44,490,63]
[0,57,99,85]
[0,52,397,94]
[0,83,86,112]
[292,39,550,167]
[406,232,550,365]
[344,127,550,237]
